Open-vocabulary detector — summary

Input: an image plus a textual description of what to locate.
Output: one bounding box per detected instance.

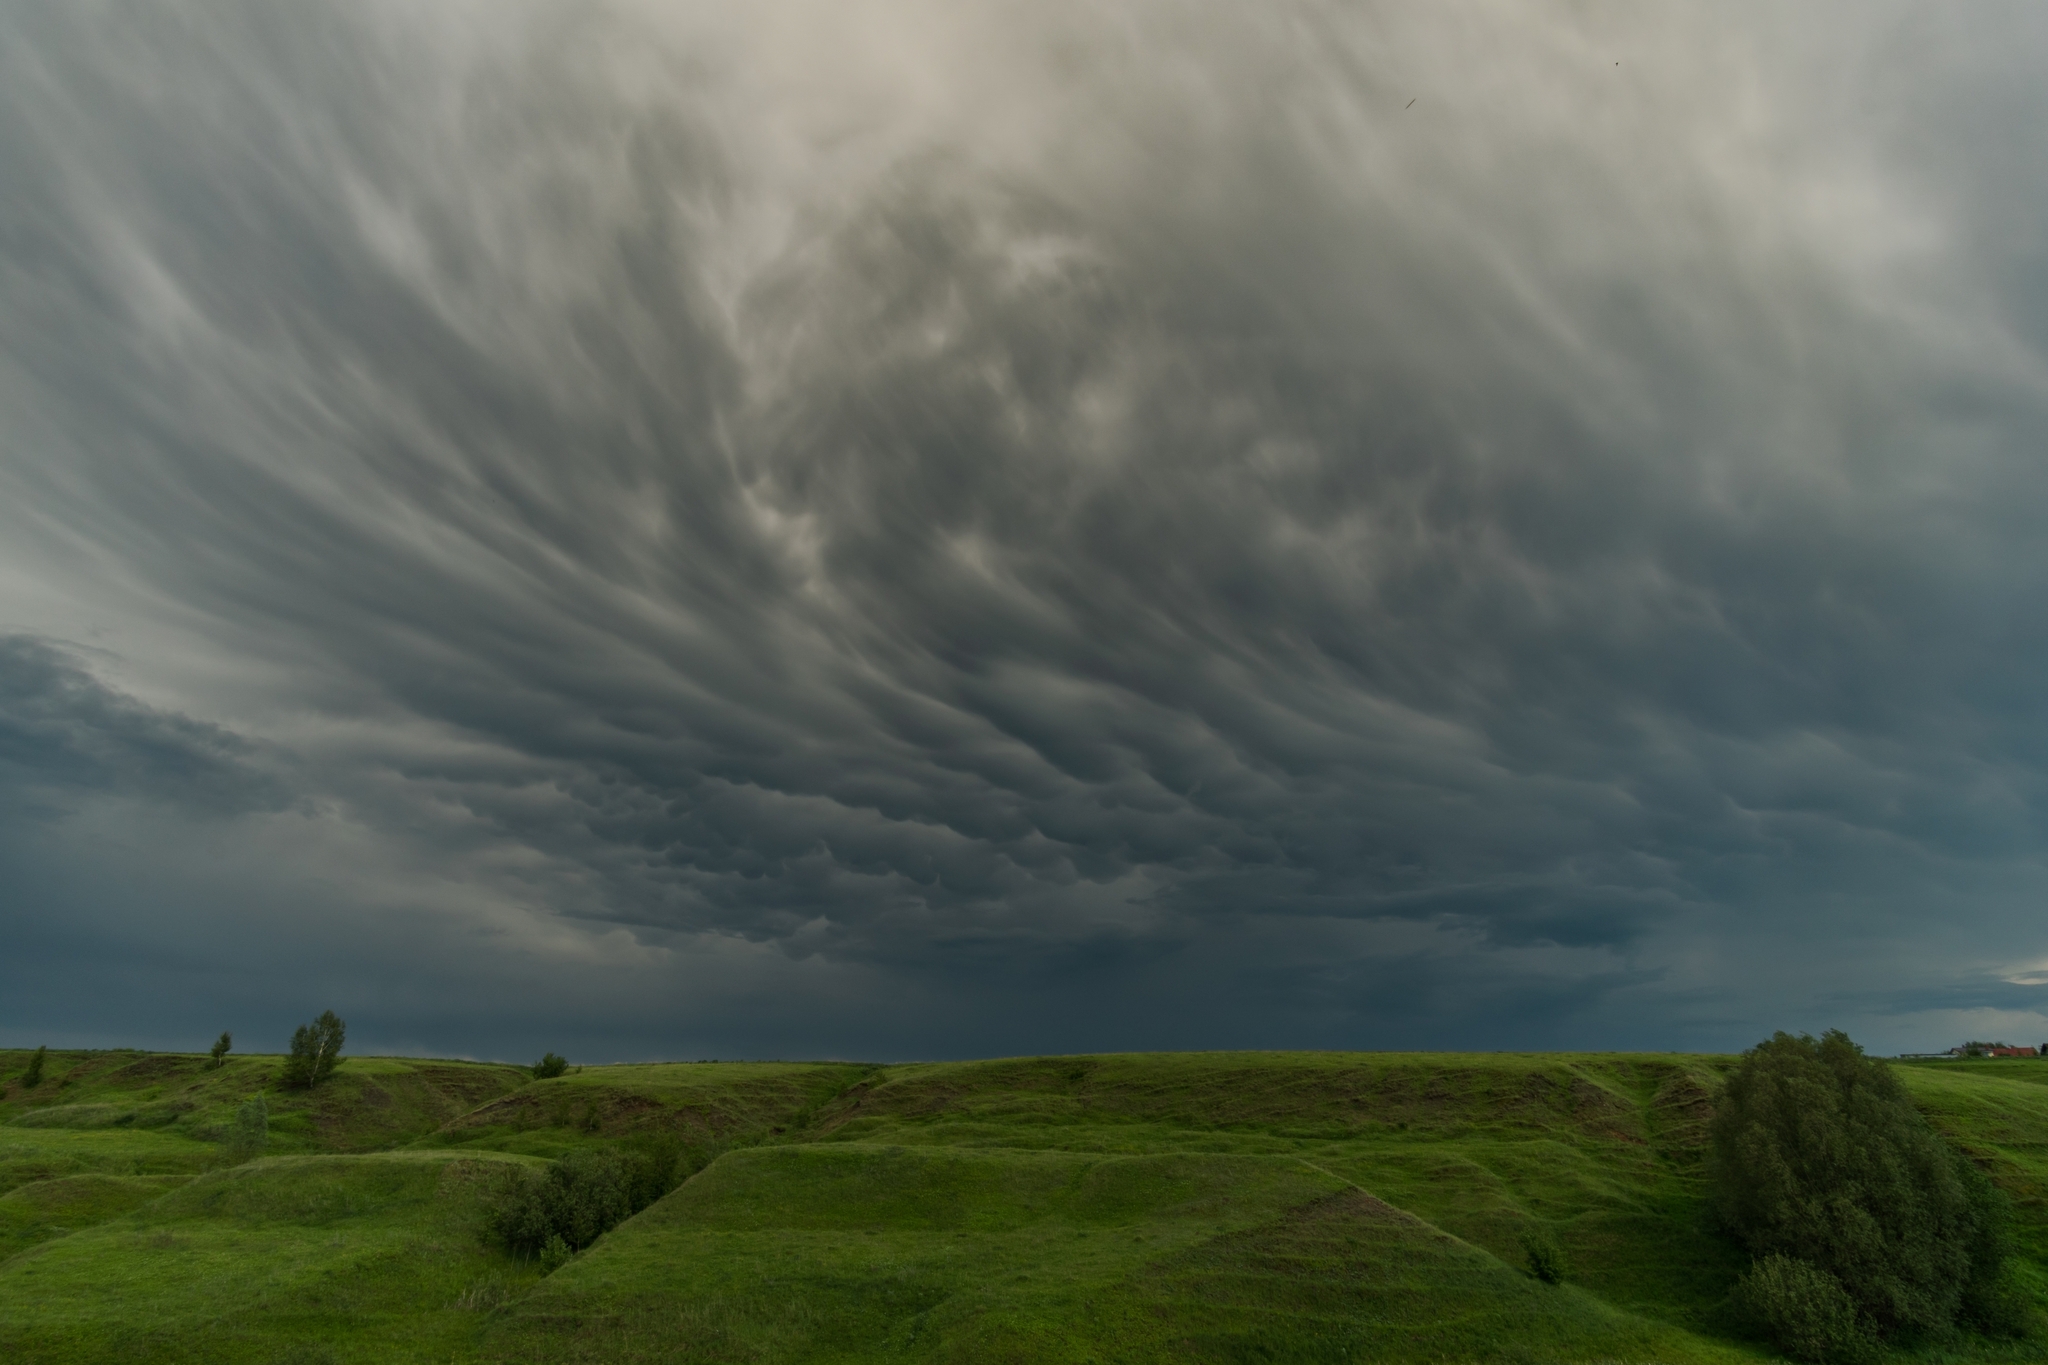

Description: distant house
[1945,1042,2040,1058]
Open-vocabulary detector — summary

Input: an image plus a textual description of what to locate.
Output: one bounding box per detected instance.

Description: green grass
[425,1061,876,1159]
[0,1172,195,1259]
[0,1151,542,1364]
[487,1141,1758,1364]
[0,1048,532,1154]
[0,1126,221,1196]
[2,1047,2044,1362]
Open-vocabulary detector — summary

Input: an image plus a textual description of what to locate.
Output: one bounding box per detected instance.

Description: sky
[6,1,2048,1064]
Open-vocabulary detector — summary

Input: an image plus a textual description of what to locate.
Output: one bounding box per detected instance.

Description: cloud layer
[6,1,2048,1060]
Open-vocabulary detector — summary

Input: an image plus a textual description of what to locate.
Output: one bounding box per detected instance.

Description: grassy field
[0,1046,2044,1362]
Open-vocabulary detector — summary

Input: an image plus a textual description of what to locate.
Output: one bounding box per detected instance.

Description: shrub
[210,1032,232,1069]
[280,1011,345,1089]
[1519,1224,1569,1284]
[228,1093,268,1160]
[21,1045,46,1089]
[533,1052,568,1079]
[1733,1254,1874,1364]
[538,1233,573,1273]
[483,1142,684,1258]
[1709,1029,2008,1344]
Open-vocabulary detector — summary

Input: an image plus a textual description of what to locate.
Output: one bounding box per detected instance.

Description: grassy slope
[1897,1059,2048,1304]
[0,1150,544,1364]
[810,1052,1749,1330]
[3,1048,2047,1363]
[0,1049,532,1157]
[490,1141,1754,1365]
[427,1062,876,1159]
[0,1173,194,1260]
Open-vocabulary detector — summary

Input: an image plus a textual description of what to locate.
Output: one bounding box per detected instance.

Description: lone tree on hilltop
[533,1052,568,1080]
[20,1045,45,1089]
[1710,1029,2017,1360]
[210,1031,232,1069]
[280,1011,346,1089]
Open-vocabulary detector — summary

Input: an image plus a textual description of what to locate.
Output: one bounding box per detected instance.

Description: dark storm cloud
[0,635,284,815]
[5,0,2048,1057]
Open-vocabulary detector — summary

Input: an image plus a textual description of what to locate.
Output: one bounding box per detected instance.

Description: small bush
[280,1011,345,1089]
[533,1052,568,1079]
[210,1032,232,1069]
[1519,1224,1568,1284]
[228,1093,269,1160]
[538,1233,572,1273]
[21,1045,46,1089]
[1734,1255,1874,1364]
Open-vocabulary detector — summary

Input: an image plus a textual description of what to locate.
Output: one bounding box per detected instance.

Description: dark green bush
[21,1045,46,1089]
[210,1031,232,1069]
[484,1141,684,1258]
[1709,1030,2009,1347]
[1733,1255,1874,1364]
[1519,1224,1569,1284]
[532,1052,568,1079]
[280,1011,345,1089]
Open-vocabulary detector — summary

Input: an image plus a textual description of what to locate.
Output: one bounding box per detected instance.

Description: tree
[280,1010,346,1089]
[1710,1030,2012,1355]
[20,1045,45,1089]
[210,1031,233,1069]
[532,1052,568,1079]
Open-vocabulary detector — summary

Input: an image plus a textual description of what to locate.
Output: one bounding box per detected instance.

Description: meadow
[1,1045,2043,1363]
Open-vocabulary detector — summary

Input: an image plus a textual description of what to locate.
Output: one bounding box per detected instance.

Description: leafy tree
[532,1052,568,1079]
[210,1031,232,1069]
[1710,1030,2012,1351]
[280,1010,346,1089]
[20,1045,45,1089]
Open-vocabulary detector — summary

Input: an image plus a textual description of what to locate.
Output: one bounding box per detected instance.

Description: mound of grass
[0,1049,532,1155]
[0,1127,221,1198]
[485,1142,1755,1364]
[811,1051,1729,1147]
[0,1151,542,1364]
[0,1173,193,1260]
[804,1051,1750,1334]
[428,1062,874,1158]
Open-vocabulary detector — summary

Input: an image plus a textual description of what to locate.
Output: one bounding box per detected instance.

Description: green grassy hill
[0,1045,2043,1363]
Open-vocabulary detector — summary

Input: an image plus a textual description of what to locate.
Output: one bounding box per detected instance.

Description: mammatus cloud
[5,1,2048,1059]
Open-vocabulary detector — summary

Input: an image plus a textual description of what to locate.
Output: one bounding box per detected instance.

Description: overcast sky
[6,1,2048,1062]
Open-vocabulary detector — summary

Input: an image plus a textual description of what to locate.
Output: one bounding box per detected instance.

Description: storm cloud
[6,1,2048,1060]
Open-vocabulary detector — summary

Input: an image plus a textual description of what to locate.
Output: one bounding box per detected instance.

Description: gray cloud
[0,635,285,816]
[4,1,2048,1059]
